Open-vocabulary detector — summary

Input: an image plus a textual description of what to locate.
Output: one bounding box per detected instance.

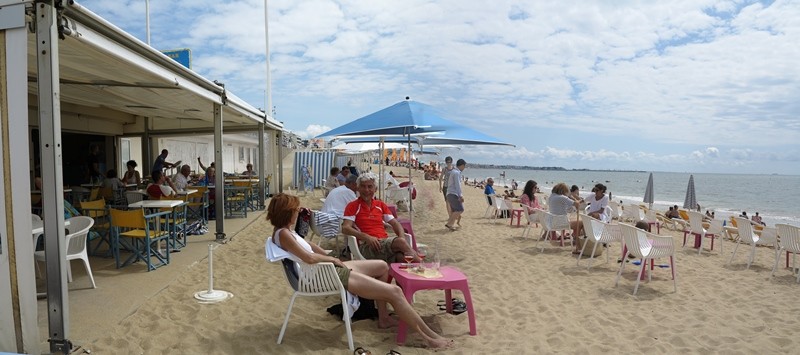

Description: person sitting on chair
[241,163,256,178]
[752,212,765,226]
[341,173,418,264]
[484,178,496,204]
[322,174,358,218]
[146,170,176,199]
[267,194,453,349]
[585,183,609,221]
[520,180,541,212]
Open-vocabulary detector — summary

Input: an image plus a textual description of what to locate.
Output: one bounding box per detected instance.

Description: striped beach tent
[293,151,335,189]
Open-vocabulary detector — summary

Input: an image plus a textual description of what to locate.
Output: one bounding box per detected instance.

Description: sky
[78,0,800,174]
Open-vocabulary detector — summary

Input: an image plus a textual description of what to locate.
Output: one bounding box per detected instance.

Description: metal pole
[35,1,71,353]
[145,0,151,45]
[263,0,272,118]
[278,130,283,193]
[207,244,214,292]
[213,102,225,241]
[258,123,266,208]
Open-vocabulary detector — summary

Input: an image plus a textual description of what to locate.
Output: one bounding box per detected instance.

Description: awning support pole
[213,102,225,242]
[257,122,266,208]
[36,1,71,353]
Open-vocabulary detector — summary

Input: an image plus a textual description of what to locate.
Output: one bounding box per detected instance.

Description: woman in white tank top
[268,194,453,349]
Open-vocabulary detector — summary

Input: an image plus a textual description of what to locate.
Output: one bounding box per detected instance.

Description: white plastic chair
[482,194,495,218]
[536,211,572,252]
[347,235,366,261]
[620,204,645,224]
[308,210,342,252]
[35,216,96,288]
[608,201,623,221]
[491,197,511,224]
[32,214,43,275]
[577,214,620,268]
[684,211,723,255]
[644,209,662,234]
[773,224,800,282]
[125,190,144,205]
[276,254,354,351]
[615,223,677,295]
[520,206,541,239]
[728,217,778,269]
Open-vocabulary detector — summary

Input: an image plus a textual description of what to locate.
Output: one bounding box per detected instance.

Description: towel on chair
[313,211,342,238]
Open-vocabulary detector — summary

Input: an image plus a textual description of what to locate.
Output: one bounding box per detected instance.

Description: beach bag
[327,298,378,321]
[294,208,311,238]
[576,237,604,257]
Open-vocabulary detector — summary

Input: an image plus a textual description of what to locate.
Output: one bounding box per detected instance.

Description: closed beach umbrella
[683,175,697,210]
[643,172,655,210]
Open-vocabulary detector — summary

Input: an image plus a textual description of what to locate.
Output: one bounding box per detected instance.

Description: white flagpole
[145,0,151,45]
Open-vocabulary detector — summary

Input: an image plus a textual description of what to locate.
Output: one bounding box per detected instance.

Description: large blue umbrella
[339,124,514,147]
[317,100,454,211]
[315,100,447,138]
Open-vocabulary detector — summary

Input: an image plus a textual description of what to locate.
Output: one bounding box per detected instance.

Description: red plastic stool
[509,208,524,227]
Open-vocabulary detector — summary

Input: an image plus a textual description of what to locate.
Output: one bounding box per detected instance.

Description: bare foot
[378,316,399,329]
[426,338,454,349]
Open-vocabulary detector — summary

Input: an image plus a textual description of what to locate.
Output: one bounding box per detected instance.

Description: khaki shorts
[335,265,351,289]
[358,236,399,264]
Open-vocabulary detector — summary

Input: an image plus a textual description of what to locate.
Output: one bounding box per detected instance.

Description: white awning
[25,2,282,133]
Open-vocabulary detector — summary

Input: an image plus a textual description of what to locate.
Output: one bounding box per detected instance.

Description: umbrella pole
[408,135,413,222]
[379,137,384,201]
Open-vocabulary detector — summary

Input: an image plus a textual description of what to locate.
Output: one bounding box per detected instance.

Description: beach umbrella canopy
[339,124,514,147]
[683,175,697,210]
[315,100,448,138]
[332,141,407,152]
[643,172,655,209]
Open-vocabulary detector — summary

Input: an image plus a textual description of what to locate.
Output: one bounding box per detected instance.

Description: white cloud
[78,0,800,174]
[295,124,332,139]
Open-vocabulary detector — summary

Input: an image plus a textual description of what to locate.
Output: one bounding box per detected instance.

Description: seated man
[484,178,497,205]
[341,173,418,264]
[315,175,358,239]
[172,164,193,191]
[752,212,765,225]
[335,166,350,186]
[322,174,358,218]
[146,170,177,199]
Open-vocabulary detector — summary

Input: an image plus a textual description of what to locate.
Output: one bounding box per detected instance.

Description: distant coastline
[467,163,644,173]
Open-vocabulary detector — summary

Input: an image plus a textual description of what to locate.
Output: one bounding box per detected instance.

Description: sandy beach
[84,167,800,354]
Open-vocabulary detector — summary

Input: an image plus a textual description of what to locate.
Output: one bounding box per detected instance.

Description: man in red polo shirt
[342,173,418,264]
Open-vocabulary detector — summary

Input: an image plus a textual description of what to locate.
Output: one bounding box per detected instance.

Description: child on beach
[266,194,453,349]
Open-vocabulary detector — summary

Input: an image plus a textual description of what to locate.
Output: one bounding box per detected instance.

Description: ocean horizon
[460,167,799,227]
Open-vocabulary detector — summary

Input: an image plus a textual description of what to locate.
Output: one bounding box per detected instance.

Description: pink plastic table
[389,264,477,344]
[509,208,524,226]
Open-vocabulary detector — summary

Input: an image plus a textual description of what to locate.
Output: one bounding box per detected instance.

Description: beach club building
[0,2,285,353]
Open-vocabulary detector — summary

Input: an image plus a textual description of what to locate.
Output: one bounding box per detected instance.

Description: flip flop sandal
[438,298,463,307]
[387,351,402,355]
[354,347,372,355]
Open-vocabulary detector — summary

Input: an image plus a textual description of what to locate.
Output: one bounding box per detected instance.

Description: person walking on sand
[266,194,453,349]
[439,156,454,220]
[445,159,467,231]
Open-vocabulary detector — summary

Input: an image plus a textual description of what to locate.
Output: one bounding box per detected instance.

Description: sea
[462,168,800,228]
